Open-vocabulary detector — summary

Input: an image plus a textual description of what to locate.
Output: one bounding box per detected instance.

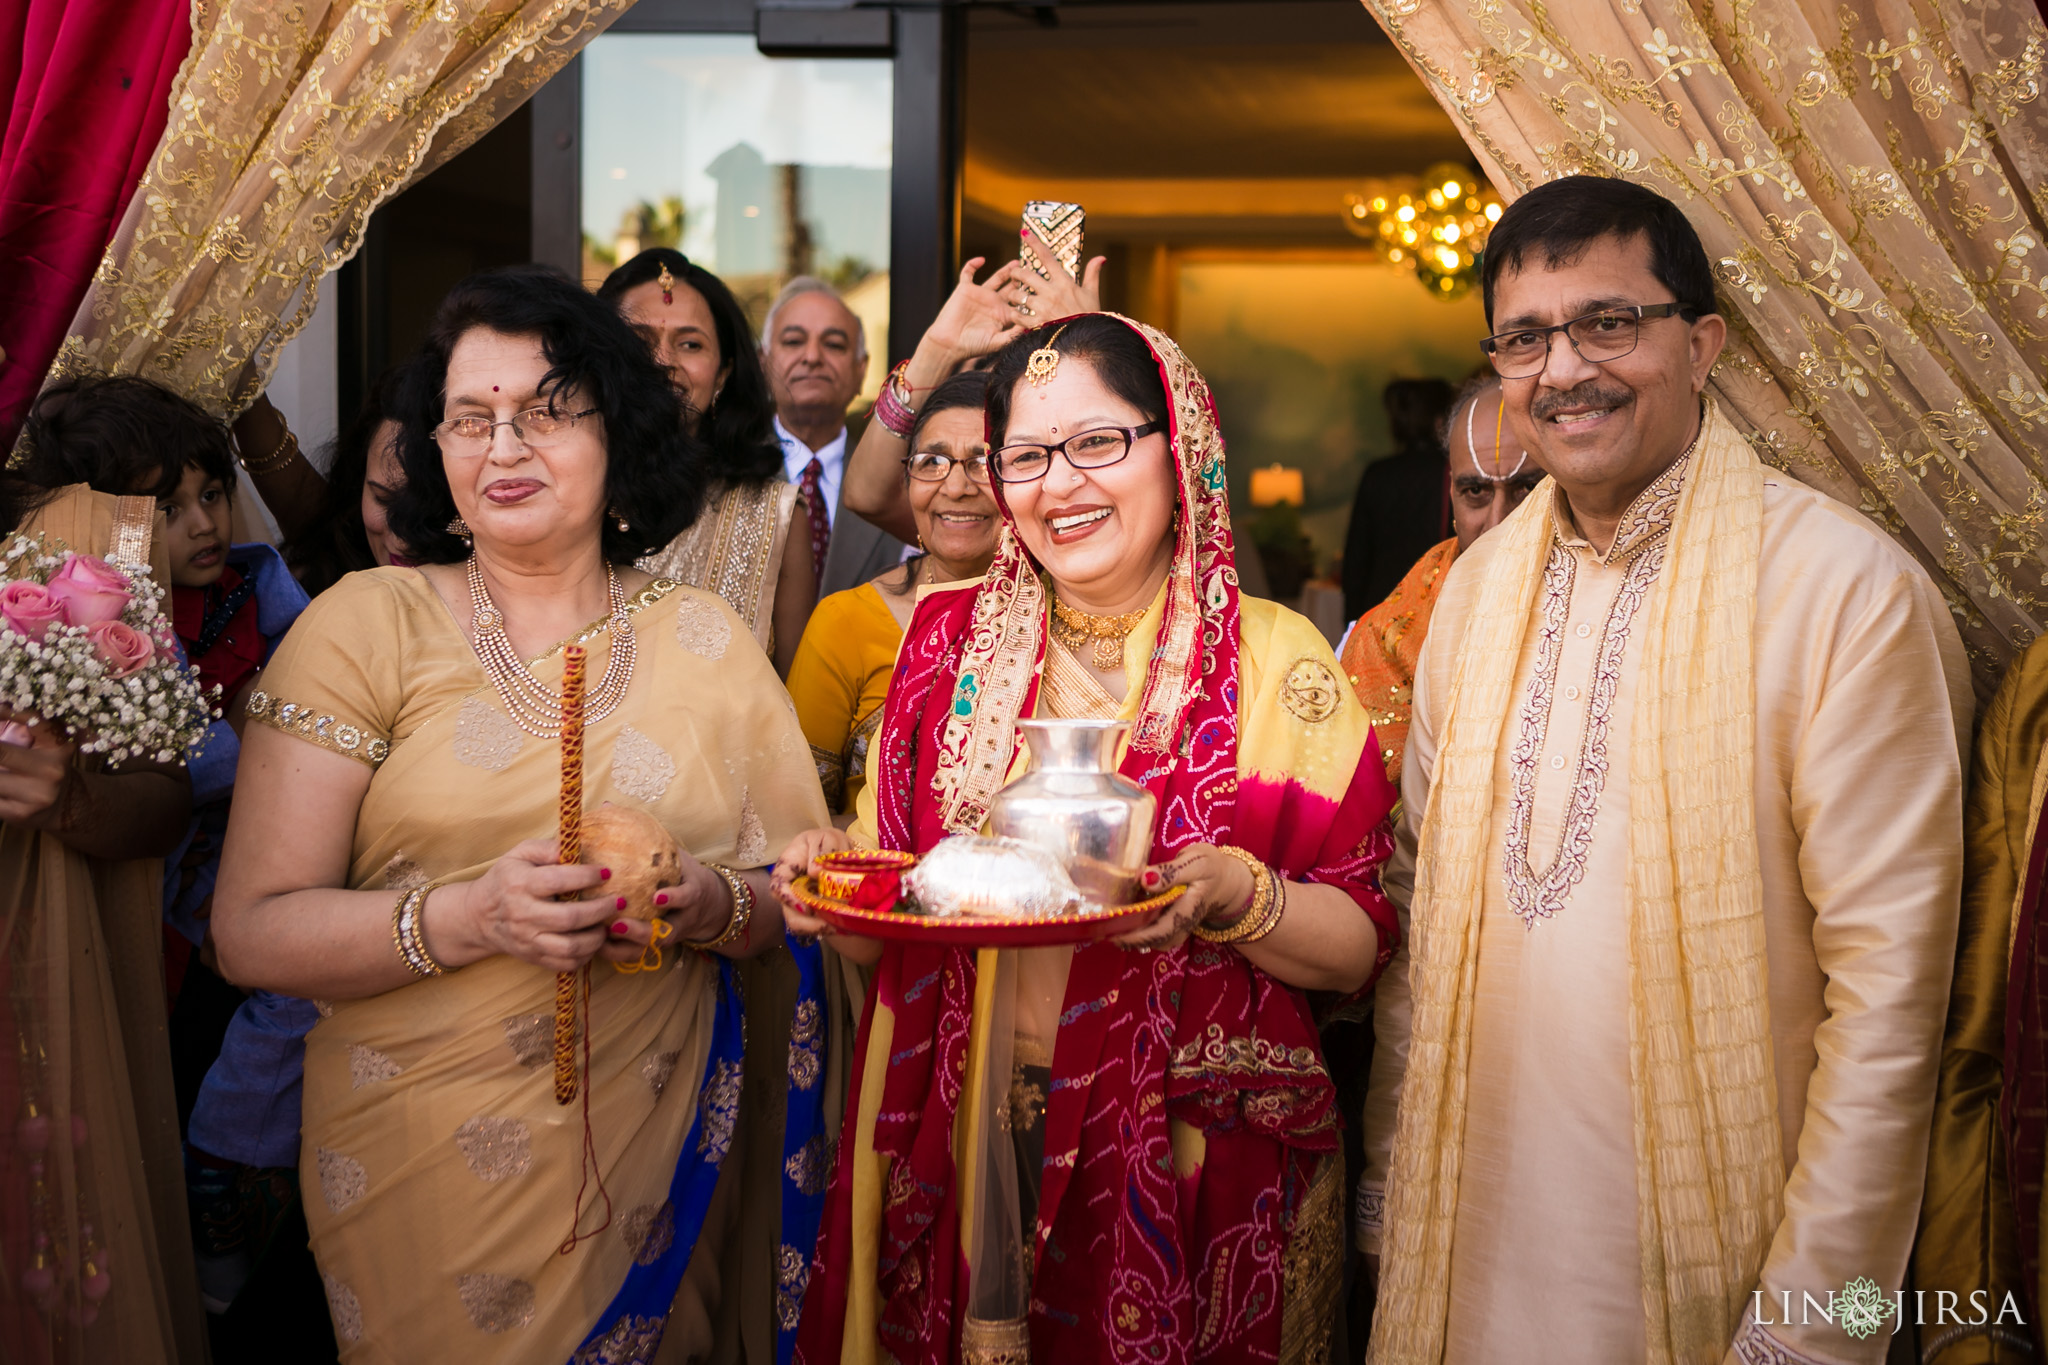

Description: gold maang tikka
[657,261,676,306]
[1025,324,1071,387]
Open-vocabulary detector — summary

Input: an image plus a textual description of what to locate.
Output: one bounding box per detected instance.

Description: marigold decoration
[1344,163,1504,301]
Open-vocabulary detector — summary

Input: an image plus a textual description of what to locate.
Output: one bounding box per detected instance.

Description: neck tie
[798,455,831,593]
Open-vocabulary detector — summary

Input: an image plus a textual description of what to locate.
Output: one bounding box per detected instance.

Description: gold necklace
[1049,594,1146,671]
[466,556,636,737]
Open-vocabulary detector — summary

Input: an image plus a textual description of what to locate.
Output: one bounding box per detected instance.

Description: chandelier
[1343,164,1503,301]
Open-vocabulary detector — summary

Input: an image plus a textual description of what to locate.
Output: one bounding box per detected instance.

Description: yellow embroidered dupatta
[248,568,827,1362]
[1372,406,1778,1365]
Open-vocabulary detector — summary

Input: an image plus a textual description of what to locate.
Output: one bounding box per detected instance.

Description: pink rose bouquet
[46,552,133,625]
[85,621,155,677]
[0,535,215,765]
[0,582,68,642]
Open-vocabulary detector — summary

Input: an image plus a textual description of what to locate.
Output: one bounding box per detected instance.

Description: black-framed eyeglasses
[902,449,992,484]
[1479,302,1698,378]
[433,406,600,452]
[990,420,1165,485]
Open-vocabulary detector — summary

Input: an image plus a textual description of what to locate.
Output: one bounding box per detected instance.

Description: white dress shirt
[776,416,847,529]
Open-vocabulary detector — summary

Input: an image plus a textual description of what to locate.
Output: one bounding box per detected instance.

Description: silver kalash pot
[987,719,1158,906]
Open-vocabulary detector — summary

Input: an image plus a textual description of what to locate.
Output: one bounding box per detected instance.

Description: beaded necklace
[465,556,635,737]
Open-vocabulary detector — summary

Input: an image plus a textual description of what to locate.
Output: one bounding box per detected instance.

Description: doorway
[962,1,1485,619]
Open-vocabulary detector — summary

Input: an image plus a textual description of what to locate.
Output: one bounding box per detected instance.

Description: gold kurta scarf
[1370,403,1781,1365]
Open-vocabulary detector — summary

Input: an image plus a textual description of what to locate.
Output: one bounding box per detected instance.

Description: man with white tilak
[1359,176,1971,1365]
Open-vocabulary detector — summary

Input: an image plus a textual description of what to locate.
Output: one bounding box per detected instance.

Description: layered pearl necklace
[465,555,636,737]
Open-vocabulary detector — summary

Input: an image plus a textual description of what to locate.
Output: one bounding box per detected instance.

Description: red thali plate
[789,875,1184,948]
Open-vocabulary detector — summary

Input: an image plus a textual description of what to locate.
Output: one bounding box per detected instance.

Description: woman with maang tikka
[776,313,1400,1365]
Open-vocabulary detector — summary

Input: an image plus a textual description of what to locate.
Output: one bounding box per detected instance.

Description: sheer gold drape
[40,0,630,424]
[1360,0,2048,690]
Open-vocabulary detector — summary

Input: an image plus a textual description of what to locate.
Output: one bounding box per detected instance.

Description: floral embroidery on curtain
[27,0,631,431]
[1359,0,2048,690]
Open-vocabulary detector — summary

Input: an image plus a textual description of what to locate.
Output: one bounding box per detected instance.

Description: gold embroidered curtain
[41,0,630,424]
[1360,0,2048,690]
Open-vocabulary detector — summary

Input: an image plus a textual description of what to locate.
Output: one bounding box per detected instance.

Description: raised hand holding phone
[999,201,1104,322]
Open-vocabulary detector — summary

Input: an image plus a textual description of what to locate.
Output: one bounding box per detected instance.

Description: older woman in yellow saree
[213,267,827,1364]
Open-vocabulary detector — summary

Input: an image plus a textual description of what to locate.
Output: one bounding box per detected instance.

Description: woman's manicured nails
[611,921,630,936]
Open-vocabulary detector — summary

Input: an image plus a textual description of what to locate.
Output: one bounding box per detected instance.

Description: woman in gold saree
[0,481,205,1365]
[778,315,1401,1365]
[601,249,814,677]
[213,267,828,1363]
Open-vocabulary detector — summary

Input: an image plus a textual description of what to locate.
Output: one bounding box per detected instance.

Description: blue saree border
[775,941,832,1365]
[568,956,745,1365]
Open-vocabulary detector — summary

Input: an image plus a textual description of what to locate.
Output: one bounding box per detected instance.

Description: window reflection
[581,33,893,399]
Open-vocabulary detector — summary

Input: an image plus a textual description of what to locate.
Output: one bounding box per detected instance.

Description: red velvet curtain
[0,0,191,450]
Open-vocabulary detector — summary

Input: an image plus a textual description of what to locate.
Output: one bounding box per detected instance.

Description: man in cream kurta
[1359,177,1970,1365]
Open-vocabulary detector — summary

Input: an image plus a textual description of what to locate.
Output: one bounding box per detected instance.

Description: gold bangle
[1239,872,1287,945]
[685,864,754,952]
[240,426,300,475]
[409,884,448,975]
[392,886,446,977]
[1194,845,1284,945]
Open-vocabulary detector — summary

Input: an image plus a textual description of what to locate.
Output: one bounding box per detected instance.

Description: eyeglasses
[903,450,992,484]
[1479,302,1697,378]
[990,421,1165,485]
[433,406,600,452]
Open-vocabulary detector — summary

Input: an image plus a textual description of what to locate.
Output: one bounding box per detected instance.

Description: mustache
[1528,382,1634,422]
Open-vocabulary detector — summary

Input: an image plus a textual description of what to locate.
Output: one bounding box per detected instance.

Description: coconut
[579,803,681,920]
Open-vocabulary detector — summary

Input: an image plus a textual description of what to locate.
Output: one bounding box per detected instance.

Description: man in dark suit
[1339,376,1458,622]
[761,276,906,598]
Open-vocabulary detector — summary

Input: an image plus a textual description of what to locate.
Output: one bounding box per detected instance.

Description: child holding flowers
[0,463,207,1361]
[15,375,317,1339]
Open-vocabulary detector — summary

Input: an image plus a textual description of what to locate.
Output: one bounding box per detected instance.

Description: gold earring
[446,515,472,544]
[612,509,629,534]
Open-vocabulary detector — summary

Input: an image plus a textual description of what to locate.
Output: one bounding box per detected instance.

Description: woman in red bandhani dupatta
[773,313,1399,1365]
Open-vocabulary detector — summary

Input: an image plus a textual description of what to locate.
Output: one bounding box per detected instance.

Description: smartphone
[1020,201,1085,281]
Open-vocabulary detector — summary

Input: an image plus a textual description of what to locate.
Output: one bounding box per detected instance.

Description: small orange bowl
[814,849,917,901]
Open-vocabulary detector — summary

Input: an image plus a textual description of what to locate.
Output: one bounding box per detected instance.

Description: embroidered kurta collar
[1552,448,1693,567]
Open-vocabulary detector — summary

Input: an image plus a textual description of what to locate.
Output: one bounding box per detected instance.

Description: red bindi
[492,386,499,392]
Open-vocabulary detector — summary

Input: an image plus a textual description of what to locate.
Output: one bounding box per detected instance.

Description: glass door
[577,32,894,402]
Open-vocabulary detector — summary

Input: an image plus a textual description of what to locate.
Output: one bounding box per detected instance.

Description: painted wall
[1173,258,1488,566]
